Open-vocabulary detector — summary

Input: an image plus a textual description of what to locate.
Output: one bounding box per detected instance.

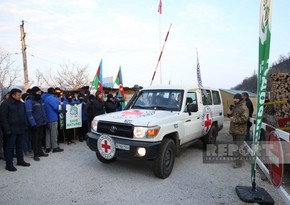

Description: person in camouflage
[227,93,249,168]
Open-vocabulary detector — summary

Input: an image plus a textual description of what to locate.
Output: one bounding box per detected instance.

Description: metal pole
[150,23,172,86]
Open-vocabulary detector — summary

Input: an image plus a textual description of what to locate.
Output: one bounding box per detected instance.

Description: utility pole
[20,20,29,91]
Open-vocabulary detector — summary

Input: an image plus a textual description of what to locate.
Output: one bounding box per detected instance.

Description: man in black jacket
[105,94,117,113]
[86,91,105,128]
[0,88,30,171]
[242,92,254,142]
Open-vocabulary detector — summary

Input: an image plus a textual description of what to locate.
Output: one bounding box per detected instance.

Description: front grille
[97,121,134,138]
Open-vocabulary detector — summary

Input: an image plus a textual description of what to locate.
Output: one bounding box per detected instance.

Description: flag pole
[159,0,162,84]
[235,1,274,203]
[150,23,172,86]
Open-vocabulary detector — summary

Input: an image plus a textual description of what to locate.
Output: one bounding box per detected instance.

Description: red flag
[158,0,162,14]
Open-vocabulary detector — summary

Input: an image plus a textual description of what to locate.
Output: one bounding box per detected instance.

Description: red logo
[122,110,144,116]
[204,113,212,132]
[101,140,111,153]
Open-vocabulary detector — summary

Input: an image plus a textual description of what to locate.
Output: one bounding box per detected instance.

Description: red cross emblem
[101,140,111,153]
[204,113,212,132]
[122,110,143,116]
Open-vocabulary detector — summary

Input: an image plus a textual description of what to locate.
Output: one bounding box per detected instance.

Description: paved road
[0,121,286,205]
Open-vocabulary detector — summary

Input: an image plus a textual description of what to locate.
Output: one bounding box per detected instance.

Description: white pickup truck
[86,85,224,178]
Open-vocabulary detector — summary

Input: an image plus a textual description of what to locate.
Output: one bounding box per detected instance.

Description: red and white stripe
[150,23,172,86]
[250,118,290,142]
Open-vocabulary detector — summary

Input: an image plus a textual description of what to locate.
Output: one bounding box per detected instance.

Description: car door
[181,91,203,144]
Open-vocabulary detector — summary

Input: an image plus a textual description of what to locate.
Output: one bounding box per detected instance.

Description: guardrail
[249,118,290,204]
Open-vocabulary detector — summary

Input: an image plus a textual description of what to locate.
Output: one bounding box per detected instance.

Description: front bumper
[86,132,161,160]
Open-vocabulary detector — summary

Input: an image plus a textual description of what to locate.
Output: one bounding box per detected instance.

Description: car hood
[94,109,178,126]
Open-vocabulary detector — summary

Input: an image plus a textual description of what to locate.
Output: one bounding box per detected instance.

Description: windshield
[132,89,184,111]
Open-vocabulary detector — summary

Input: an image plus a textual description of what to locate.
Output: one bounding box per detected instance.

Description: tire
[203,125,218,145]
[153,138,175,179]
[96,152,116,163]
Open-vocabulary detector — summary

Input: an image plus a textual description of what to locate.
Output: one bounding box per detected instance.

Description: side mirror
[187,104,198,114]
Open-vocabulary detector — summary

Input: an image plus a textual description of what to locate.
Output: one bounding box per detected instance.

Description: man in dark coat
[25,86,48,161]
[86,91,105,129]
[0,88,30,171]
[105,94,117,113]
[227,93,249,168]
[242,92,254,142]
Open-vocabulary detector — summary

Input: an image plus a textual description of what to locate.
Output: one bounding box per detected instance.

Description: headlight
[91,120,98,132]
[133,126,160,138]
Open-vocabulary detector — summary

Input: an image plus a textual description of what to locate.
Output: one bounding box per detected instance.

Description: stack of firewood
[269,73,290,131]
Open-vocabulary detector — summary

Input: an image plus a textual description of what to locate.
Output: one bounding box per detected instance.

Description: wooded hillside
[232,54,290,93]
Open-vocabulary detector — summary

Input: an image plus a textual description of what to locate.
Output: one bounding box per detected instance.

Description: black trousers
[31,125,45,157]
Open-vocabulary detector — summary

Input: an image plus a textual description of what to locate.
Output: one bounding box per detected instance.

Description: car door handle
[185,120,191,122]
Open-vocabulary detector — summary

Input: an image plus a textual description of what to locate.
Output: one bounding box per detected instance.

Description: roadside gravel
[0,120,286,205]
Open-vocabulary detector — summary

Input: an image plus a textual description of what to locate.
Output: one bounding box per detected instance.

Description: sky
[1,0,290,89]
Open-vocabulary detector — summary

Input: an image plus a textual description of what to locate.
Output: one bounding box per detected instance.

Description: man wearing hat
[42,87,64,153]
[227,93,249,168]
[25,86,48,161]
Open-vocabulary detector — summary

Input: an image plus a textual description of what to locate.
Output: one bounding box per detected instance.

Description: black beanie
[21,93,29,101]
[47,87,55,94]
[233,93,243,101]
[31,86,41,94]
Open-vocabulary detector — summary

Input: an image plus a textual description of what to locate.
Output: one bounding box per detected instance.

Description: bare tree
[35,68,58,88]
[35,61,90,90]
[0,48,19,89]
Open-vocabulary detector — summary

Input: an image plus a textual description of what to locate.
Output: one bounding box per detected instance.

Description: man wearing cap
[227,93,249,168]
[42,87,64,153]
[0,88,31,171]
[25,86,48,161]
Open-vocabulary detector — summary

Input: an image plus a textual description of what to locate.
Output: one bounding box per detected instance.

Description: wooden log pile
[269,73,290,131]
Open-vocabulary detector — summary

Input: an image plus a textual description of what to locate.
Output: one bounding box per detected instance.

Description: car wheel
[204,125,218,144]
[96,152,116,163]
[153,138,175,179]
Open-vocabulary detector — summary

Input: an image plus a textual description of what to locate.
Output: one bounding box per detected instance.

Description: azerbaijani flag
[93,59,103,91]
[251,0,272,183]
[115,66,125,108]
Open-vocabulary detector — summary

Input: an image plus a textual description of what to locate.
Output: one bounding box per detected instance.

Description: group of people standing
[0,86,123,172]
[227,92,277,169]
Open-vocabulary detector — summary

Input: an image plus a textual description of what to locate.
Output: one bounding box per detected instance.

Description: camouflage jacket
[229,100,249,136]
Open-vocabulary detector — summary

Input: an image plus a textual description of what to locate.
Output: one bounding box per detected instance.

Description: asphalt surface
[0,120,287,205]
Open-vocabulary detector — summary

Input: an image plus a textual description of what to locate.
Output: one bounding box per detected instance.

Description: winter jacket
[0,97,27,135]
[229,100,249,136]
[86,98,105,122]
[25,95,47,127]
[42,93,59,123]
[105,100,117,113]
